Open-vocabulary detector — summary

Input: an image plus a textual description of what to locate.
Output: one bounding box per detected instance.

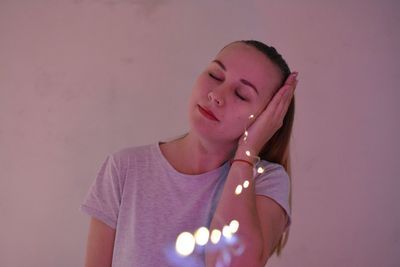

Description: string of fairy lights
[175,114,267,259]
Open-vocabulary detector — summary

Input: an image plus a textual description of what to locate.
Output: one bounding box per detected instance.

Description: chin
[190,118,238,145]
[189,115,218,141]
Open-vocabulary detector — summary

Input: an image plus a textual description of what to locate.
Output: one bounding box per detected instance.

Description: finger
[276,72,298,100]
[283,73,298,97]
[282,92,293,115]
[276,86,295,118]
[274,83,293,109]
[257,72,298,120]
[291,79,299,95]
[285,72,298,86]
[273,95,288,121]
[273,80,294,111]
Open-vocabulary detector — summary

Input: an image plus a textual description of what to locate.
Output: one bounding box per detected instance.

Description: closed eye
[208,73,222,81]
[208,73,248,101]
[235,91,247,101]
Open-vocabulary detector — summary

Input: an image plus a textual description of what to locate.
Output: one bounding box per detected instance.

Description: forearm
[206,151,264,266]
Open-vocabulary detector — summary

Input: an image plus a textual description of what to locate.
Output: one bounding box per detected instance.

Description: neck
[162,132,237,175]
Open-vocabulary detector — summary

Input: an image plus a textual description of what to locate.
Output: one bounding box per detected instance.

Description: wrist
[235,147,260,160]
[230,158,254,168]
[234,149,260,167]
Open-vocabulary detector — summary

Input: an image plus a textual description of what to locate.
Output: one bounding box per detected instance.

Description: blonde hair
[260,96,295,257]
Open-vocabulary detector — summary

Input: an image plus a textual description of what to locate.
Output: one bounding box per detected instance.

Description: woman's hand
[235,72,299,159]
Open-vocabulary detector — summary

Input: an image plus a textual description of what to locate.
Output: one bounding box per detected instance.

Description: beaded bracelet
[230,159,254,168]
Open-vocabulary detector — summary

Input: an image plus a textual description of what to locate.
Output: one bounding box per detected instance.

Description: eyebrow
[212,59,259,95]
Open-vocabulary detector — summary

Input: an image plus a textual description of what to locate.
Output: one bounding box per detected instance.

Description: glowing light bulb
[235,185,243,195]
[210,229,222,244]
[229,220,239,233]
[194,227,209,246]
[257,167,265,174]
[222,225,233,239]
[243,130,248,141]
[175,232,195,256]
[243,180,249,188]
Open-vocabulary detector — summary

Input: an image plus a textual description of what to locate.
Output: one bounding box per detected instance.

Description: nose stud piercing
[208,92,213,101]
[208,92,222,105]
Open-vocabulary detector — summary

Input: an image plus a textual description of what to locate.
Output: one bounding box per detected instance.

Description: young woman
[80,40,298,267]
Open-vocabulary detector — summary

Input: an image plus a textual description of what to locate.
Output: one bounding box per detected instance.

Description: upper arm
[84,217,116,267]
[255,195,288,265]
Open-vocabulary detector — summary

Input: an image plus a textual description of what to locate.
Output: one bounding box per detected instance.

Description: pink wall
[1,0,399,266]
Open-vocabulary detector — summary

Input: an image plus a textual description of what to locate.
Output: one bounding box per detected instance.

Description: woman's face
[188,42,283,144]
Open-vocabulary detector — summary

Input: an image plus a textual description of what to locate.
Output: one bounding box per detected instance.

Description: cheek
[232,106,264,133]
[189,83,203,103]
[225,112,251,136]
[251,97,271,118]
[191,77,211,99]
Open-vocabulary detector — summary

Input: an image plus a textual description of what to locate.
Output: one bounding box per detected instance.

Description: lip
[197,104,219,121]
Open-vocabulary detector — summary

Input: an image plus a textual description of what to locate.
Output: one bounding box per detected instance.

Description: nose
[208,91,224,106]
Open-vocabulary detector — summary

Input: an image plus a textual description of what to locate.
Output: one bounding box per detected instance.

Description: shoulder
[110,143,156,164]
[253,161,290,206]
[254,160,292,227]
[258,159,287,172]
[98,143,156,181]
[255,160,290,184]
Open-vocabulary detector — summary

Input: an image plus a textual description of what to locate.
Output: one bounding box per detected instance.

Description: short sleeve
[79,154,123,229]
[254,161,292,230]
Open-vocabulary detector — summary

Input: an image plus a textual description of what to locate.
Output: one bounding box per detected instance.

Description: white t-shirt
[80,142,291,266]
